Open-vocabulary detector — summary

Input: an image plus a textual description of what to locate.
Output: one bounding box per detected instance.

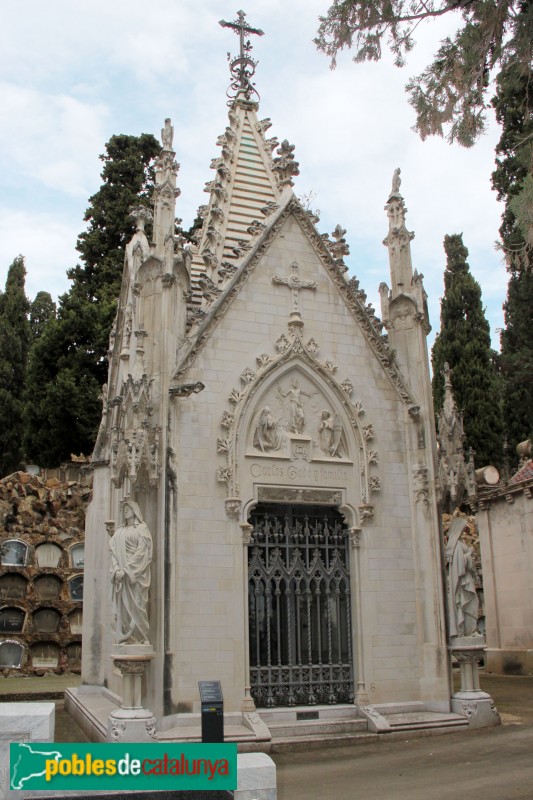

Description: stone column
[107,645,157,742]
[349,526,369,705]
[449,638,500,728]
[240,522,256,713]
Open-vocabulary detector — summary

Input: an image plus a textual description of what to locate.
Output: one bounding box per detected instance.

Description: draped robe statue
[446,517,479,638]
[109,500,152,645]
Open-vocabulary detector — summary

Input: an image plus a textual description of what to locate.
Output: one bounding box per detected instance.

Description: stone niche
[0,540,28,567]
[34,575,62,602]
[69,575,83,601]
[35,542,63,568]
[31,641,60,669]
[33,608,61,634]
[0,574,28,601]
[70,543,84,568]
[69,608,82,634]
[0,639,24,668]
[0,607,25,633]
[67,642,81,665]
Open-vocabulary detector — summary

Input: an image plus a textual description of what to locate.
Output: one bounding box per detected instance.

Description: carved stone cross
[272,261,317,325]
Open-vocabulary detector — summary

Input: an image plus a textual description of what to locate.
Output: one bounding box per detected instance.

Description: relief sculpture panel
[249,371,350,465]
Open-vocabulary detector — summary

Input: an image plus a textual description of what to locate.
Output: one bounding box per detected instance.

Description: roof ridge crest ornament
[219,10,264,105]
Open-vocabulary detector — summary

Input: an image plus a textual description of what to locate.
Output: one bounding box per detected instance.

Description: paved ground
[2,673,533,799]
[273,674,533,800]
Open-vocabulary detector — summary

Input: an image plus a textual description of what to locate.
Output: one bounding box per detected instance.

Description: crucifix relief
[272,261,317,326]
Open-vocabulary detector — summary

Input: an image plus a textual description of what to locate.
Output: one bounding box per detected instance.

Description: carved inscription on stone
[250,462,349,485]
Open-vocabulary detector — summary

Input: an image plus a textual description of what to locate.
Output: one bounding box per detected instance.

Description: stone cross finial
[219,10,264,59]
[219,10,264,103]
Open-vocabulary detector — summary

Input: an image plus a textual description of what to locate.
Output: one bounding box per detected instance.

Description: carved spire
[436,362,477,509]
[381,169,430,334]
[383,168,415,296]
[219,10,264,105]
[152,118,180,264]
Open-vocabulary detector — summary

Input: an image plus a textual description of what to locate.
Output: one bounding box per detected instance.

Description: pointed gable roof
[189,97,286,300]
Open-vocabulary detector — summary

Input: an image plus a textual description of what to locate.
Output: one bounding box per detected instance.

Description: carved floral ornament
[109,374,162,489]
[217,325,381,521]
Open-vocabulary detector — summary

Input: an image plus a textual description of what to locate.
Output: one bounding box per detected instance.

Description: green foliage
[491,65,533,460]
[29,291,56,342]
[315,0,533,146]
[24,133,161,467]
[0,256,30,475]
[432,234,504,468]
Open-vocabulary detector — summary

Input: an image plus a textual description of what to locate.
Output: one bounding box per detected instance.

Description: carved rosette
[217,325,381,517]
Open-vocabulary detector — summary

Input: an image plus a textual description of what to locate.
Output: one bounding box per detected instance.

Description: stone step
[270,730,378,753]
[384,711,469,732]
[258,704,356,724]
[267,717,368,738]
[157,723,253,743]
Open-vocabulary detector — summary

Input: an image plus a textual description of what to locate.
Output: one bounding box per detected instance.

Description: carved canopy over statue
[109,500,152,645]
[446,517,480,638]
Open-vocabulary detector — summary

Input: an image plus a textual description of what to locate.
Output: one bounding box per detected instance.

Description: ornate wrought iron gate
[248,504,354,707]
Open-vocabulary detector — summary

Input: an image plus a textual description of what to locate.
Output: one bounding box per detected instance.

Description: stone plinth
[450,637,500,728]
[236,753,277,800]
[107,645,157,742]
[0,702,55,800]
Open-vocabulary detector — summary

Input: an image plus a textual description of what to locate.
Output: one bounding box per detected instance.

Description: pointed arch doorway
[248,503,354,708]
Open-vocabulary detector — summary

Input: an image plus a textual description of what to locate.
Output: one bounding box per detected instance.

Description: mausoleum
[68,12,498,745]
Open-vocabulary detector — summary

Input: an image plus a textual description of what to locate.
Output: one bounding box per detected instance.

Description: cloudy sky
[0,0,507,349]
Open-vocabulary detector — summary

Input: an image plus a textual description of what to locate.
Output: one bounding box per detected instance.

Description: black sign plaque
[198,680,223,704]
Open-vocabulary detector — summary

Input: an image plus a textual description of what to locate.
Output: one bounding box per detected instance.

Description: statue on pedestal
[446,517,479,638]
[109,500,152,645]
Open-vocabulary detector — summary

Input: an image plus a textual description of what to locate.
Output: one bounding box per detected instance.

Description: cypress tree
[29,291,56,341]
[432,234,504,469]
[491,64,533,461]
[24,133,160,466]
[0,256,30,476]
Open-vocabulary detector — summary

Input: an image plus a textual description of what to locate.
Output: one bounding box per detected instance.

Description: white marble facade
[77,72,453,736]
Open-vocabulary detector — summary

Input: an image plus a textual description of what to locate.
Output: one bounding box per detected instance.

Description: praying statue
[253,406,285,452]
[445,517,480,638]
[109,500,152,645]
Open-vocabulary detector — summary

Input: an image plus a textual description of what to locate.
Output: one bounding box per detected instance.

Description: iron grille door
[248,504,354,707]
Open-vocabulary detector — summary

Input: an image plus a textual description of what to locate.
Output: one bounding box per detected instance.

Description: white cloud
[0,1,509,350]
[0,211,77,301]
[0,82,108,198]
